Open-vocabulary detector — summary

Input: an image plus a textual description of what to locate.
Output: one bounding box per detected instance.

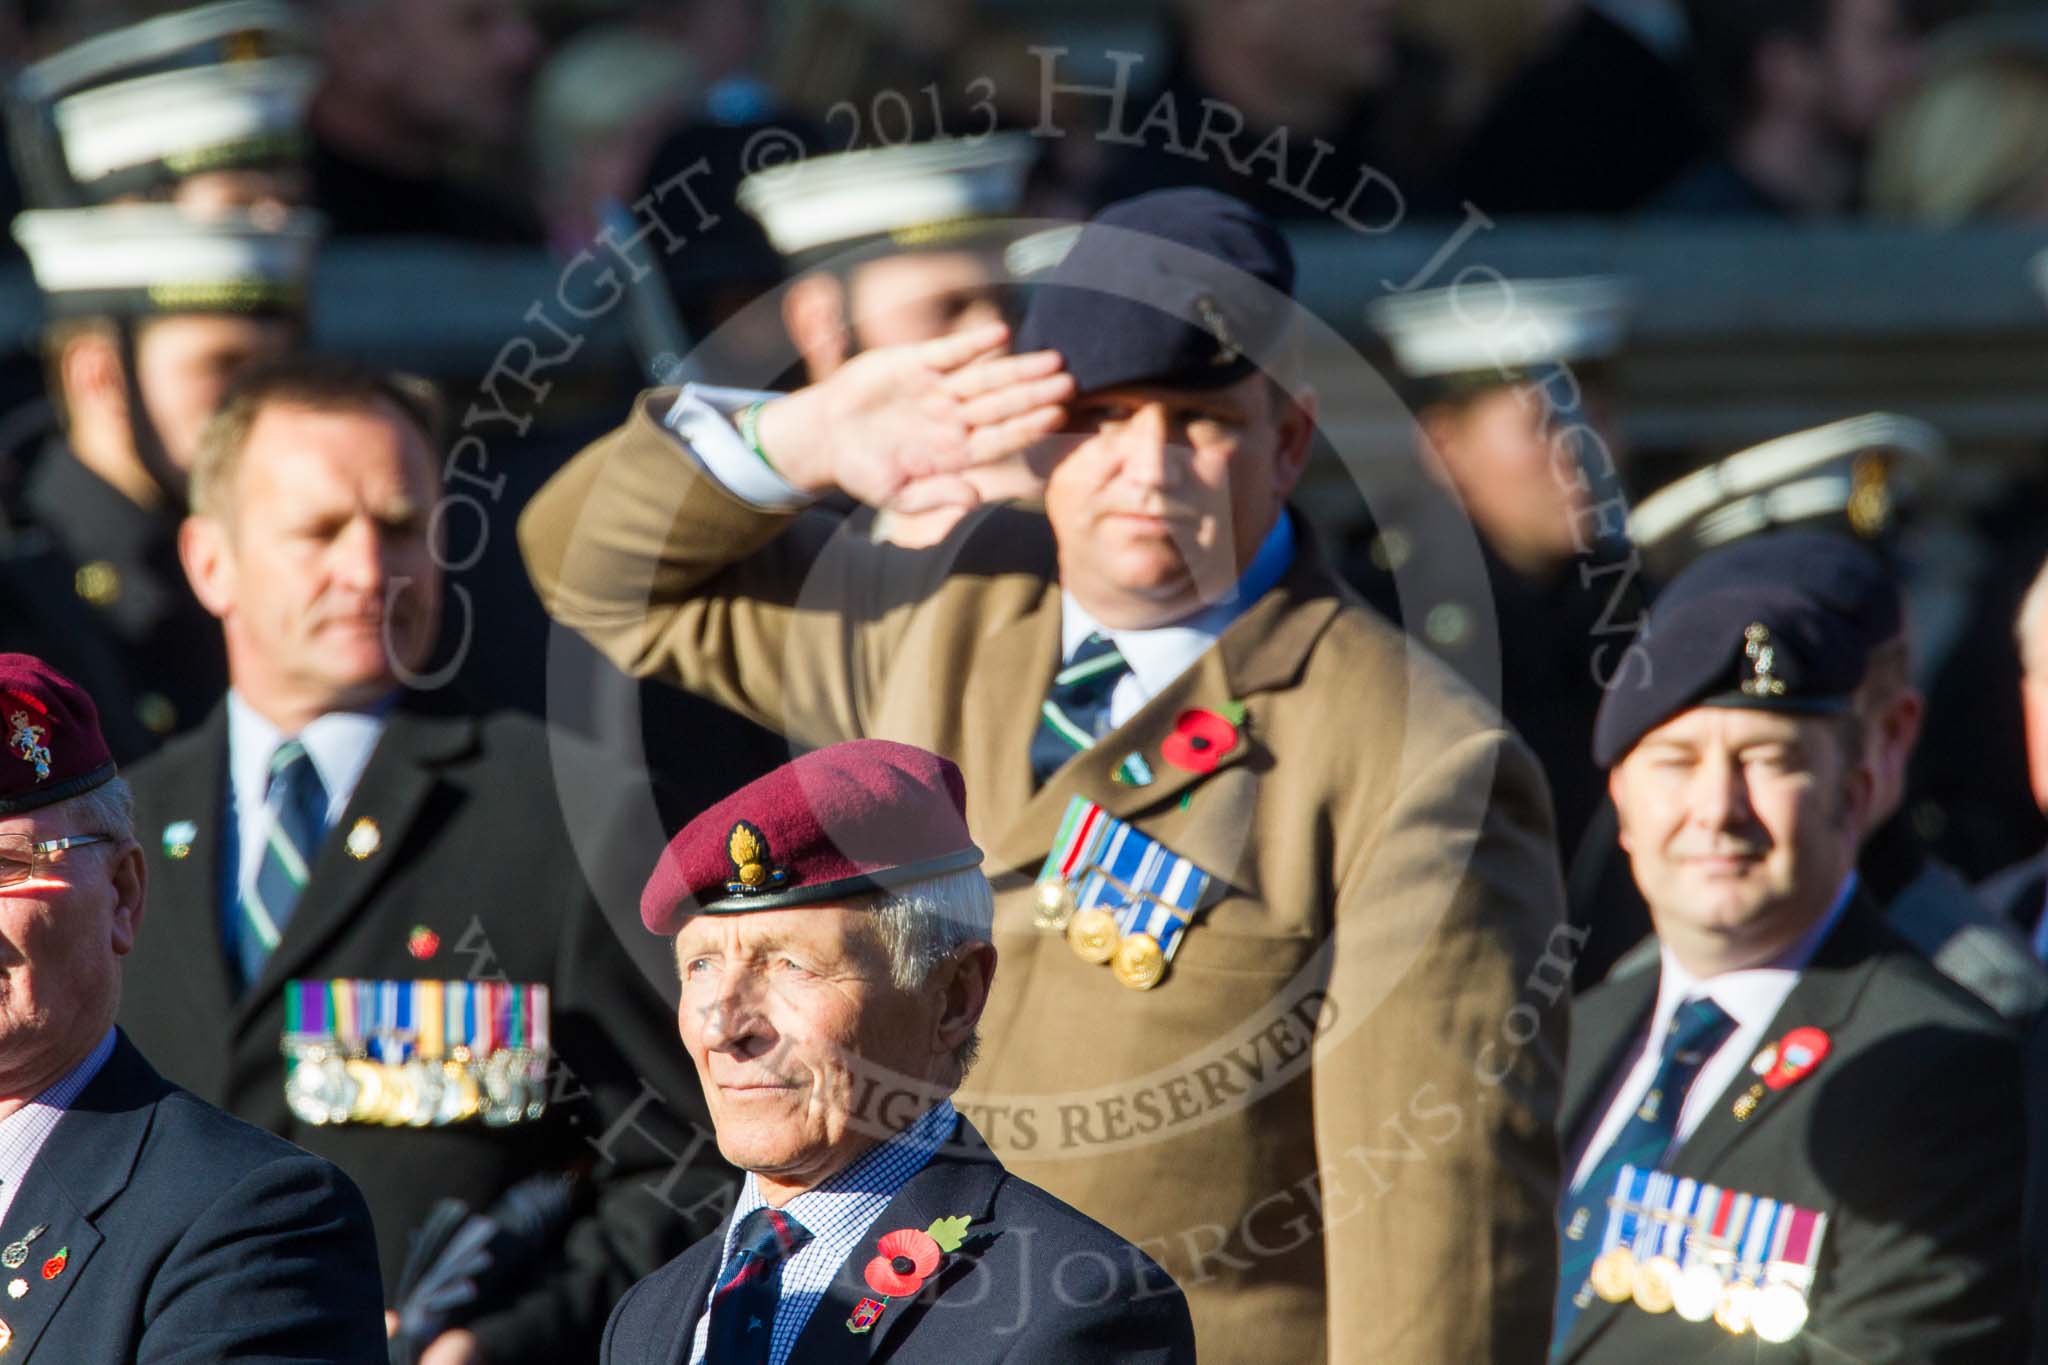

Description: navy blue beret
[1593,545,1874,767]
[1014,188,1295,394]
[1668,530,1901,653]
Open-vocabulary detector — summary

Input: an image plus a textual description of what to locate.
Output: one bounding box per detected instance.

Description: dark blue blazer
[601,1114,1196,1363]
[0,1030,386,1362]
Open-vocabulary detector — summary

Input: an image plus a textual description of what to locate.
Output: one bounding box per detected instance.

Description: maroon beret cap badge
[724,820,792,897]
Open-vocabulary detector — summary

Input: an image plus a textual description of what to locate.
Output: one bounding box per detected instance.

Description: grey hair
[866,867,995,1076]
[2019,554,2048,677]
[64,775,135,844]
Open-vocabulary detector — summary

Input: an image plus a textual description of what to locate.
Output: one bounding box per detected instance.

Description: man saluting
[526,188,1568,1360]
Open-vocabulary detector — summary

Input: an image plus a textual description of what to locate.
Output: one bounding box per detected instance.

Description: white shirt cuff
[662,383,812,511]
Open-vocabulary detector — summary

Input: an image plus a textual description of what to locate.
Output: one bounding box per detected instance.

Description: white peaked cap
[1367,276,1634,379]
[738,134,1037,260]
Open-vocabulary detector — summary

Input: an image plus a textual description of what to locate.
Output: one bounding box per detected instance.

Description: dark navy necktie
[1550,995,1736,1356]
[234,738,328,988]
[1030,631,1132,786]
[705,1205,811,1365]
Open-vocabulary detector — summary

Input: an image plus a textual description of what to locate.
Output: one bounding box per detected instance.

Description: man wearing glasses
[0,651,385,1360]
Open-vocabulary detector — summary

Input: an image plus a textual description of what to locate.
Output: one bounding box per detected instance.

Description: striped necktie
[1550,995,1735,1356]
[705,1205,811,1365]
[1030,631,1132,786]
[235,738,328,987]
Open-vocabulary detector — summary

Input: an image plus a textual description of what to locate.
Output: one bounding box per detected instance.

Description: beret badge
[6,703,52,782]
[1195,294,1242,367]
[1740,623,1788,699]
[724,820,791,897]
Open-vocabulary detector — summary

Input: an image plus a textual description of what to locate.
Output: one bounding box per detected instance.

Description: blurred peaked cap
[1684,530,1904,653]
[1629,412,1945,580]
[1592,558,1873,769]
[640,738,983,932]
[17,1,312,104]
[1014,187,1296,395]
[1366,275,1633,380]
[736,133,1037,261]
[0,653,117,815]
[51,57,316,198]
[13,204,323,320]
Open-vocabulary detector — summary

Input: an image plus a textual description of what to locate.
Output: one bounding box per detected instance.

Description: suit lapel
[1559,970,1659,1156]
[783,1117,1007,1364]
[1666,898,1887,1182]
[0,1034,158,1359]
[141,706,237,1021]
[961,582,1066,873]
[665,1213,735,1365]
[233,708,477,1027]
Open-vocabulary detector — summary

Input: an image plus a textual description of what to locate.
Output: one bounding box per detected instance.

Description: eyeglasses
[0,833,115,887]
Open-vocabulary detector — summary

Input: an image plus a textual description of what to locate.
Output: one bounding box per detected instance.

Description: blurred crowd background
[6,0,2048,980]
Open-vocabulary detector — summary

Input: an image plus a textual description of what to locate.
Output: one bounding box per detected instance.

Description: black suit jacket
[4,1030,385,1362]
[1981,848,2048,940]
[119,701,734,1363]
[601,1114,1195,1364]
[1554,898,2026,1362]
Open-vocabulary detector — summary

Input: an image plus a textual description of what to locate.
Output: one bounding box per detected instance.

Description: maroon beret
[0,654,116,815]
[642,739,984,932]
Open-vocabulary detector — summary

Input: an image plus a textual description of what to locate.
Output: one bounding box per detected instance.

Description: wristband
[737,399,775,472]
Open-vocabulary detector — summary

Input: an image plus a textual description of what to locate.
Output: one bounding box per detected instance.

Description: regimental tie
[235,738,329,988]
[1030,631,1133,787]
[706,1206,811,1365]
[1550,996,1736,1357]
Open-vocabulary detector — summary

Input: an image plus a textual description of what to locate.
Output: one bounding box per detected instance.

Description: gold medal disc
[1111,933,1167,990]
[1588,1248,1636,1303]
[1750,1282,1810,1343]
[1671,1261,1725,1323]
[1033,880,1076,930]
[1631,1255,1678,1314]
[1066,909,1119,965]
[1715,1281,1756,1335]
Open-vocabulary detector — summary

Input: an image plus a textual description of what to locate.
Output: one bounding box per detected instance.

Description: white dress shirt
[223,691,388,911]
[688,1099,958,1365]
[1569,875,1857,1191]
[0,1028,116,1226]
[662,383,1300,720]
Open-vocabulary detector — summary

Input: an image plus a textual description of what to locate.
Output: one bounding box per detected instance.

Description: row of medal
[1033,797,1214,991]
[1576,1163,1828,1343]
[282,978,553,1128]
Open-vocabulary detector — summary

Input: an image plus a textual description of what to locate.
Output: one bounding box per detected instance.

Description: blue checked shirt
[688,1099,959,1365]
[0,1028,115,1227]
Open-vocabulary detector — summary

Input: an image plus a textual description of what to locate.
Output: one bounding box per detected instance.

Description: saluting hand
[755,322,1072,520]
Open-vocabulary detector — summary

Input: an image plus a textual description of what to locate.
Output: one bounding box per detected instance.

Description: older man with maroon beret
[0,653,385,1361]
[604,738,1195,1365]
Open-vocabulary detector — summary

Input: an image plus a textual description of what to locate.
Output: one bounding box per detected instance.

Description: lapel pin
[4,1280,21,1299]
[1749,1042,1778,1076]
[345,817,381,861]
[1,1225,47,1271]
[1763,1026,1831,1092]
[1111,752,1154,787]
[39,1248,64,1281]
[161,819,197,860]
[849,1215,974,1334]
[846,1297,887,1334]
[1732,1082,1766,1120]
[1161,709,1238,776]
[407,926,440,960]
[0,1316,11,1350]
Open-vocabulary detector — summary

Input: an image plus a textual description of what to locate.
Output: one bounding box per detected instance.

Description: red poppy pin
[1761,1026,1830,1091]
[406,925,440,960]
[847,1215,972,1334]
[39,1247,65,1281]
[1160,706,1241,776]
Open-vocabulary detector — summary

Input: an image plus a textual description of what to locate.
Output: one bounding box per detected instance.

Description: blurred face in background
[1816,0,1928,142]
[333,0,541,149]
[1419,381,1607,576]
[184,400,441,716]
[132,315,299,476]
[786,248,1010,385]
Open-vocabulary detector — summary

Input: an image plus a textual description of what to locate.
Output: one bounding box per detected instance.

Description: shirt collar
[730,1097,959,1224]
[1652,872,1858,1033]
[1059,512,1296,691]
[227,690,392,820]
[0,1027,116,1214]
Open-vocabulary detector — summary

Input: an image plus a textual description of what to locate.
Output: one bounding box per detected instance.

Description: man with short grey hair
[0,651,384,1361]
[606,738,1193,1364]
